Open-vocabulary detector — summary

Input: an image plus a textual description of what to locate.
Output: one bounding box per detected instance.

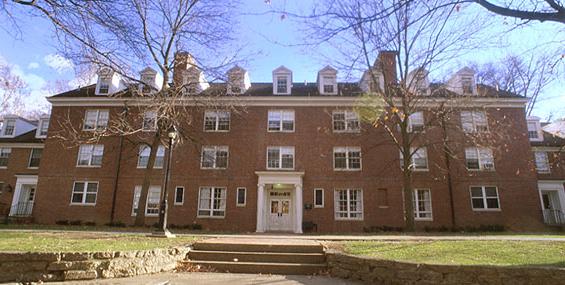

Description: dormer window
[272,66,292,95]
[369,77,381,92]
[3,119,15,137]
[461,76,473,94]
[318,66,338,95]
[227,66,250,95]
[323,76,335,94]
[141,75,155,93]
[276,76,288,94]
[36,118,49,138]
[527,117,543,142]
[98,77,110,94]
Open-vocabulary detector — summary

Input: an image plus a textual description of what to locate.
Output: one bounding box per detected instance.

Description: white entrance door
[11,184,35,216]
[542,191,564,224]
[269,198,292,231]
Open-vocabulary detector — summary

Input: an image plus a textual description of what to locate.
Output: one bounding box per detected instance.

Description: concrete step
[192,239,324,254]
[189,249,326,264]
[184,260,327,275]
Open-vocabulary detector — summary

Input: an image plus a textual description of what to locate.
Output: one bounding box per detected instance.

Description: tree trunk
[402,162,415,232]
[134,132,162,226]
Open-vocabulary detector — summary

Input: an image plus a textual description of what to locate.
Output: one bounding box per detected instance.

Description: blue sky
[0,0,563,119]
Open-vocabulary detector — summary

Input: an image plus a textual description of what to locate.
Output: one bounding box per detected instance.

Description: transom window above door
[268,110,294,132]
[267,146,295,170]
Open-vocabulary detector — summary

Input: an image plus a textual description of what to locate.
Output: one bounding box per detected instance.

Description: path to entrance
[43,272,364,285]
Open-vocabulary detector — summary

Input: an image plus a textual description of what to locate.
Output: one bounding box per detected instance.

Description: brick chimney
[375,51,397,86]
[173,51,195,87]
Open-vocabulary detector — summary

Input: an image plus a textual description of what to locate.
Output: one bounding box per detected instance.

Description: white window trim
[142,111,158,132]
[36,118,49,138]
[527,120,544,142]
[534,151,551,174]
[314,188,324,208]
[0,147,11,169]
[267,110,295,132]
[465,147,495,171]
[137,145,165,169]
[469,186,501,212]
[203,111,231,132]
[131,185,162,216]
[408,112,425,133]
[414,188,433,221]
[332,110,360,133]
[334,188,364,221]
[70,181,98,206]
[333,147,362,171]
[197,186,227,219]
[76,144,104,168]
[236,187,247,207]
[266,146,295,170]
[274,75,291,95]
[200,146,229,169]
[461,110,488,133]
[83,109,109,131]
[174,186,185,205]
[2,119,16,137]
[400,147,429,171]
[27,148,42,169]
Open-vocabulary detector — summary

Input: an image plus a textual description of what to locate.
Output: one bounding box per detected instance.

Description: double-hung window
[314,188,324,208]
[333,147,361,170]
[83,110,109,131]
[400,147,428,171]
[268,110,294,132]
[267,146,294,169]
[461,111,488,133]
[174,186,185,205]
[198,187,227,217]
[470,186,500,210]
[204,111,230,131]
[71,181,98,205]
[414,189,432,220]
[0,148,11,167]
[333,111,360,132]
[527,121,541,140]
[77,145,104,167]
[137,145,165,169]
[323,76,336,94]
[334,188,363,220]
[461,76,474,94]
[201,146,229,169]
[534,151,550,173]
[276,76,288,94]
[465,147,494,171]
[142,111,157,131]
[28,148,42,168]
[3,119,15,136]
[37,119,49,138]
[131,185,161,216]
[408,112,424,132]
[236,187,247,207]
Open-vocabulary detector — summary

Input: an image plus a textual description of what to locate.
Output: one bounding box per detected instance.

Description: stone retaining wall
[326,251,565,285]
[0,247,190,283]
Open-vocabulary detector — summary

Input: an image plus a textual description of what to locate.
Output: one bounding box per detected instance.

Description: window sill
[333,130,361,134]
[415,218,433,221]
[76,165,102,168]
[27,167,39,170]
[69,203,96,206]
[335,217,364,221]
[466,169,495,172]
[204,130,230,133]
[174,203,184,206]
[537,171,551,174]
[236,204,246,207]
[197,215,226,219]
[334,168,362,171]
[314,205,324,208]
[0,167,7,169]
[472,208,501,212]
[137,166,164,170]
[200,167,228,170]
[378,206,389,209]
[267,130,295,133]
[266,168,295,171]
[412,169,429,172]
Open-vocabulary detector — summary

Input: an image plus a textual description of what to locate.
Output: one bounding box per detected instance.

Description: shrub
[84,221,96,227]
[105,221,126,227]
[55,220,69,225]
[69,220,82,226]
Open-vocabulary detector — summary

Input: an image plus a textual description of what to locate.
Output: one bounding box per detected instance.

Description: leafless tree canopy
[471,0,565,24]
[0,60,27,115]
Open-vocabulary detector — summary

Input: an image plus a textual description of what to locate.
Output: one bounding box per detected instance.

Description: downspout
[109,107,127,223]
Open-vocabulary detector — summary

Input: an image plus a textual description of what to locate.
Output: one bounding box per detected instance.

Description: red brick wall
[0,147,41,217]
[33,104,547,231]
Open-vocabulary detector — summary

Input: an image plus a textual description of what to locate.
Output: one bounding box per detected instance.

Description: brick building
[1,52,563,232]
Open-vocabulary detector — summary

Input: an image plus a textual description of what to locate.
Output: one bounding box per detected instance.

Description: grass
[0,231,197,252]
[341,240,565,268]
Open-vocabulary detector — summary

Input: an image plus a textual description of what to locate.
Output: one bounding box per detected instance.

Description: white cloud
[28,62,40,69]
[43,54,74,74]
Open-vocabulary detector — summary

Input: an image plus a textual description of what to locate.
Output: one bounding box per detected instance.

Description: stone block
[0,261,48,273]
[93,251,115,259]
[61,252,92,261]
[0,252,60,262]
[47,261,73,271]
[63,270,97,280]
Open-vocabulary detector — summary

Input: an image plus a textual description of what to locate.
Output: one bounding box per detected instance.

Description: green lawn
[342,240,565,268]
[0,231,197,252]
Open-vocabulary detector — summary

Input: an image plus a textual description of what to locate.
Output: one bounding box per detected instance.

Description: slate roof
[531,130,565,148]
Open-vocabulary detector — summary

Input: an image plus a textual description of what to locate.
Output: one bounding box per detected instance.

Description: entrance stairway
[185,238,327,275]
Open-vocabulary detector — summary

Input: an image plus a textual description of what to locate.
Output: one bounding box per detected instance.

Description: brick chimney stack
[375,51,398,86]
[173,51,196,87]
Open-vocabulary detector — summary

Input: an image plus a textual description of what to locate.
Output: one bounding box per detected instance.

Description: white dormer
[272,66,292,95]
[407,68,430,95]
[182,66,209,94]
[95,67,125,95]
[317,66,338,95]
[527,116,544,142]
[139,67,163,94]
[1,115,36,138]
[446,67,476,95]
[359,69,384,93]
[227,66,251,94]
[35,115,50,139]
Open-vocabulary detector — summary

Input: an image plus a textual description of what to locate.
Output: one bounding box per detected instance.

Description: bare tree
[472,53,558,115]
[6,0,243,227]
[471,0,565,24]
[299,0,507,231]
[0,60,27,116]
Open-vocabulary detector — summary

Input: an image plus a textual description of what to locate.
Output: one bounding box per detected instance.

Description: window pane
[315,189,323,206]
[175,187,184,203]
[470,187,483,197]
[486,198,499,209]
[485,187,498,197]
[267,148,280,168]
[237,188,246,205]
[472,198,485,209]
[72,193,83,203]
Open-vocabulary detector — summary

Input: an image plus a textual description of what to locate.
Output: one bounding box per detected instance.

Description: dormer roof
[140,67,158,75]
[272,65,292,74]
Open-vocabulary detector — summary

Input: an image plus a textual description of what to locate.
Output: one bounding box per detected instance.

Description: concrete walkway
[45,272,363,285]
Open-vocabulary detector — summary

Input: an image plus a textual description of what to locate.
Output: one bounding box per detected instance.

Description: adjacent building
[1,51,563,232]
